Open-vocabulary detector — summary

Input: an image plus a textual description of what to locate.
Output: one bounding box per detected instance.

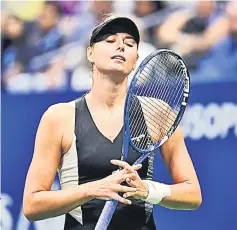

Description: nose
[116,38,125,52]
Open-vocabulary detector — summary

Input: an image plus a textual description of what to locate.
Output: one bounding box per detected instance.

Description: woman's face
[87,33,139,77]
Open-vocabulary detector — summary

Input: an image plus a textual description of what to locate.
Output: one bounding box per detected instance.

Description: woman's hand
[88,162,142,205]
[111,160,149,200]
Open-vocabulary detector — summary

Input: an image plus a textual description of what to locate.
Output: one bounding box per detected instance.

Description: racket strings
[138,98,175,128]
[129,98,175,149]
[140,54,184,111]
[140,53,184,112]
[135,71,179,119]
[129,77,175,147]
[135,79,176,119]
[130,55,184,147]
[129,100,171,141]
[130,97,175,134]
[129,53,186,150]
[134,78,179,119]
[136,55,183,115]
[160,54,186,111]
[130,54,181,127]
[149,54,184,137]
[129,88,177,126]
[129,54,181,127]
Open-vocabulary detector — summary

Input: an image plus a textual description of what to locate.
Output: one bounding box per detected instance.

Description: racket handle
[134,151,151,165]
[94,200,118,230]
[94,150,157,230]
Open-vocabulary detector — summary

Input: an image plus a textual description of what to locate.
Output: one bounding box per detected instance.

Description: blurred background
[1,0,237,230]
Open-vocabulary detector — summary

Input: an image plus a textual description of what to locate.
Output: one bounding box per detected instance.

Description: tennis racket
[94,49,190,230]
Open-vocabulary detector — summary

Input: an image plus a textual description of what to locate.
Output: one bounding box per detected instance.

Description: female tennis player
[23,15,202,230]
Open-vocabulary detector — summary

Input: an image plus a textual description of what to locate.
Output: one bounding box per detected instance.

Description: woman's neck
[88,71,128,109]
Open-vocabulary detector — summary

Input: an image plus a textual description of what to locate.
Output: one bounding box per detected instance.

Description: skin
[23,32,202,222]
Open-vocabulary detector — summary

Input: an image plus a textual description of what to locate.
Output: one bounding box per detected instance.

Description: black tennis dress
[57,96,156,230]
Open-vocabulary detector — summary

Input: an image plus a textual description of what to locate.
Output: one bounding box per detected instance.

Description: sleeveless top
[57,96,156,230]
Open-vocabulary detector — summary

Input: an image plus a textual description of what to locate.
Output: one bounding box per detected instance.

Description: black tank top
[64,96,156,230]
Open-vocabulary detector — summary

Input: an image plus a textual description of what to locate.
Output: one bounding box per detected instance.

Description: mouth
[111,55,126,62]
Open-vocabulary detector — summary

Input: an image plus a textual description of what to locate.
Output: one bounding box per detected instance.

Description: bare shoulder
[41,101,75,125]
[38,101,76,140]
[45,101,75,117]
[36,100,76,154]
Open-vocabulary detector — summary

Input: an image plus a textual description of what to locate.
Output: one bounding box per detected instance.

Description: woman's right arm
[23,104,139,221]
[23,104,93,221]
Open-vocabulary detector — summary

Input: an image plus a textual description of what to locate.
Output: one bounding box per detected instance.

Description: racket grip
[94,200,118,230]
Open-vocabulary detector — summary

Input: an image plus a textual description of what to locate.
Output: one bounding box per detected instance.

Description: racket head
[124,49,190,154]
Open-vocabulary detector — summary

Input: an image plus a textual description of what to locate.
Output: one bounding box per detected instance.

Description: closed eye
[126,43,134,47]
[124,38,135,47]
[106,40,115,43]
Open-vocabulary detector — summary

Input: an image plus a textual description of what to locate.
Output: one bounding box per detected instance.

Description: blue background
[2,82,237,230]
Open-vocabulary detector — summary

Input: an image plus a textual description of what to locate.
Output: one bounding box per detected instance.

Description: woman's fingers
[126,177,138,187]
[113,184,137,193]
[110,160,142,173]
[133,164,143,171]
[117,173,137,183]
[128,172,138,181]
[123,192,136,199]
[110,160,133,172]
[124,178,149,200]
[111,193,132,205]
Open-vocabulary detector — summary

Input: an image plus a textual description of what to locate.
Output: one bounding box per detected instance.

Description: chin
[104,66,130,77]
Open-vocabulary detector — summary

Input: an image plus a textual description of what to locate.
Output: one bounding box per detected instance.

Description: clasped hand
[92,160,148,205]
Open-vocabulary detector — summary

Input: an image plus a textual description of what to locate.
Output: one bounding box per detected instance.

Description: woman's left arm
[158,126,202,210]
[111,126,202,210]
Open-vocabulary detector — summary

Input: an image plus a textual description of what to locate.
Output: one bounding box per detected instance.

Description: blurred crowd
[1,0,237,94]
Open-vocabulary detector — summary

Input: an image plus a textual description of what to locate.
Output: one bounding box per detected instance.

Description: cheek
[126,51,138,68]
[94,45,111,59]
[93,46,112,67]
